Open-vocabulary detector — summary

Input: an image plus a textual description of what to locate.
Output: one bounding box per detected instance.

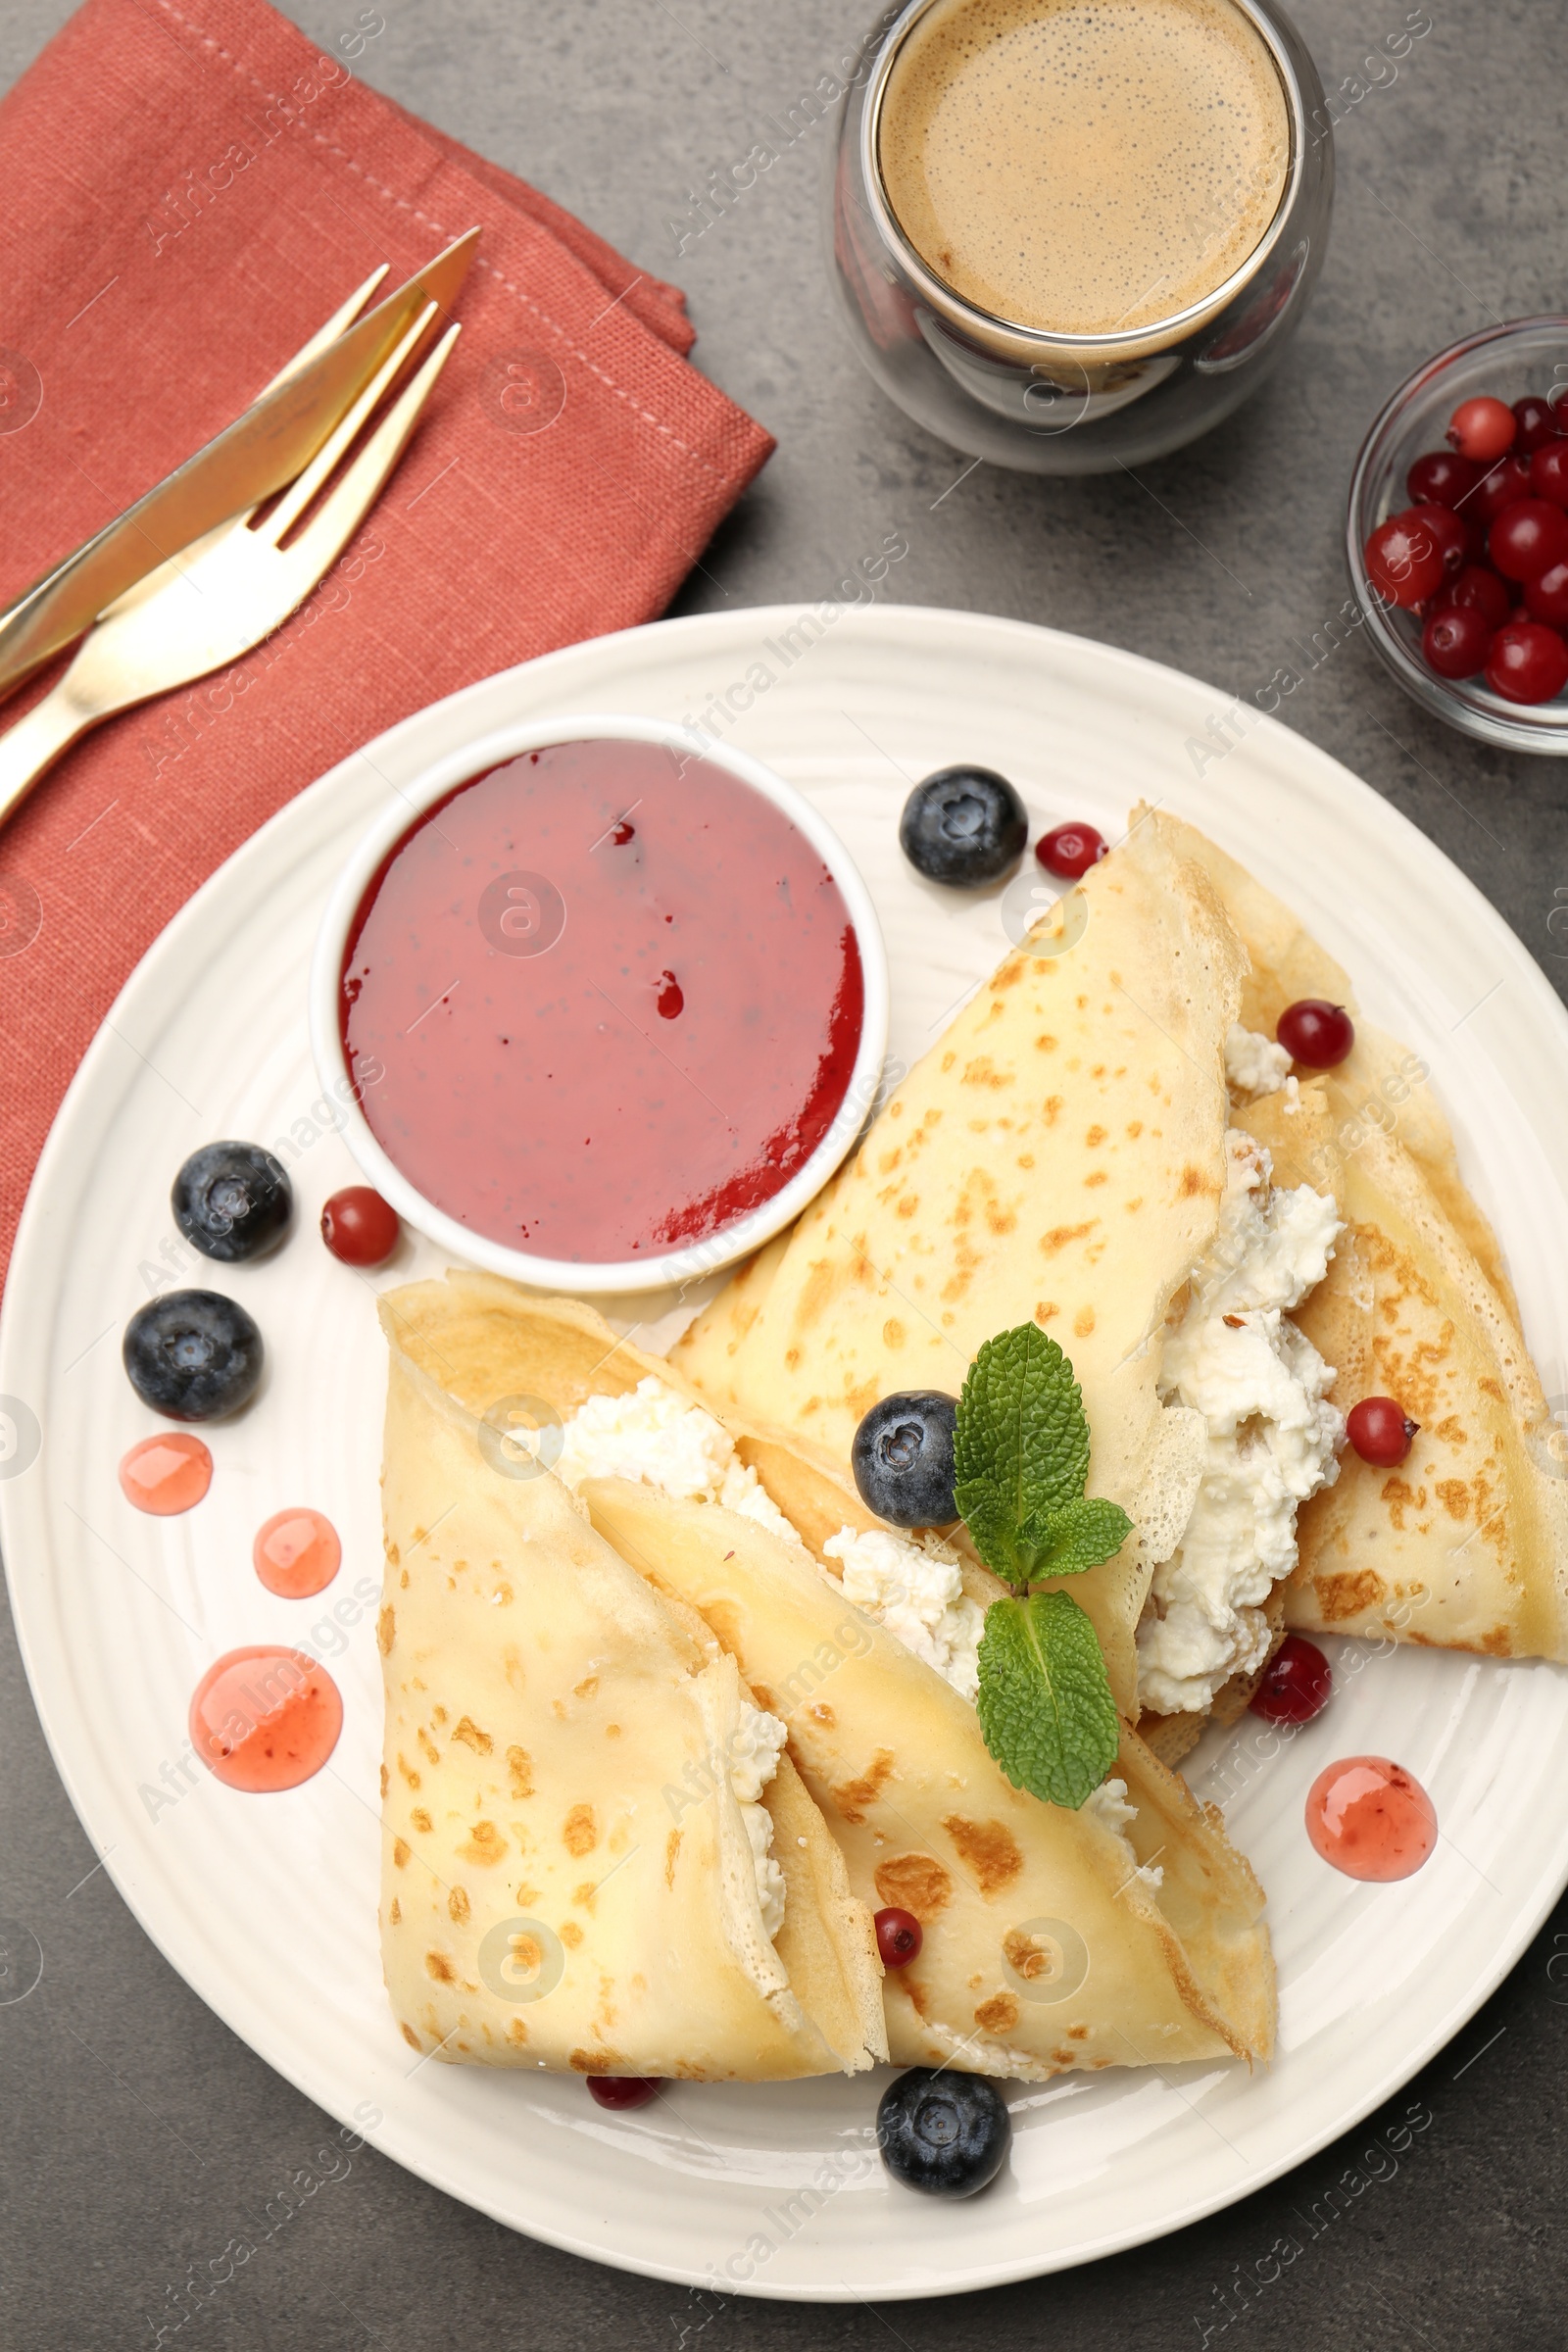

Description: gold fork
[0,289,460,833]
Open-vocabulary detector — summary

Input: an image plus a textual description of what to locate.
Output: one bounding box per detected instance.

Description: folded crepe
[385,1275,1275,2082]
[674,810,1348,1753]
[376,1298,887,2080]
[1156,808,1568,1663]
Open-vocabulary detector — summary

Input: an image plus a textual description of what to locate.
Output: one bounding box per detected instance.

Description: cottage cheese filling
[1136,1128,1345,1715]
[555,1377,802,1545]
[1224,1021,1294,1102]
[729,1700,789,1937]
[821,1526,985,1703]
[554,1378,796,1934]
[1082,1776,1164,1890]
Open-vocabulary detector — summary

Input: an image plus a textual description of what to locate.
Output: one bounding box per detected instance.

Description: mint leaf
[1018,1495,1134,1582]
[953,1325,1090,1582]
[975,1591,1120,1810]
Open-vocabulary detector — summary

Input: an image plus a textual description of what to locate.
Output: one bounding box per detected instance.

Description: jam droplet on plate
[1305,1754,1437,1882]
[189,1646,344,1791]
[253,1507,342,1598]
[119,1432,213,1515]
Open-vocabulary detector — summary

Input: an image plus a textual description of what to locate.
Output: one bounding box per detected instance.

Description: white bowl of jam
[309,714,890,1295]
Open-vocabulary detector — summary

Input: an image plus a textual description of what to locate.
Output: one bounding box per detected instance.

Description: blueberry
[899,766,1027,888]
[877,2068,1010,2198]
[123,1291,264,1421]
[172,1142,292,1263]
[852,1391,957,1528]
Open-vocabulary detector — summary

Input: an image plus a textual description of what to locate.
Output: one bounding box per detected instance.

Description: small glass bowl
[1346,316,1568,755]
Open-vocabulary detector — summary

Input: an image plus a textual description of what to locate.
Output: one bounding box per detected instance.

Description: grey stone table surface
[3,0,1566,2344]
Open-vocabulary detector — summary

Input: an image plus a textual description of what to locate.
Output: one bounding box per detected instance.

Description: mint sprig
[955,1324,1130,1809]
[976,1591,1121,1813]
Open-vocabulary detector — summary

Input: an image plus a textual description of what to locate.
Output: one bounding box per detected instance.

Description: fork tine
[261,302,438,546]
[281,321,461,576]
[256,263,390,401]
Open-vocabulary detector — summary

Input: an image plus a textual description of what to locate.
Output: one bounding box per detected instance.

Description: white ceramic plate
[5,605,1567,2302]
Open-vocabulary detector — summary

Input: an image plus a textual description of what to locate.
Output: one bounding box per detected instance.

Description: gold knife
[0,226,479,710]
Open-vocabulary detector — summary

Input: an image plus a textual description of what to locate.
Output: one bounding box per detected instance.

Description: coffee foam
[878,0,1290,336]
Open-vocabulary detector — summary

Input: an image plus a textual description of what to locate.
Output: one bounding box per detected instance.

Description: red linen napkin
[0,0,774,1295]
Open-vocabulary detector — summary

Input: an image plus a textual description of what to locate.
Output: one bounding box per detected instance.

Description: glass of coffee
[832,0,1333,471]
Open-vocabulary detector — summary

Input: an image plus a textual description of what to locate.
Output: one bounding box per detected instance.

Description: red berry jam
[1305,1756,1437,1882]
[118,1432,213,1515]
[320,1185,401,1267]
[1035,822,1106,880]
[253,1507,342,1598]
[1250,1633,1332,1726]
[586,2076,662,2109]
[189,1647,343,1791]
[1276,999,1354,1068]
[1347,1396,1418,1467]
[874,1906,923,1967]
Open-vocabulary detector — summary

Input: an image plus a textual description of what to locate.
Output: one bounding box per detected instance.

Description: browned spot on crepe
[411,1807,433,1835]
[665,1830,682,1889]
[392,1838,410,1869]
[1312,1569,1387,1622]
[943,1816,1024,1894]
[874,1852,954,1920]
[448,1886,470,1926]
[457,1820,507,1866]
[832,1749,895,1825]
[563,1804,598,1857]
[975,1991,1020,2034]
[376,1606,395,1656]
[425,1951,456,1983]
[507,1745,534,1799]
[452,1716,493,1755]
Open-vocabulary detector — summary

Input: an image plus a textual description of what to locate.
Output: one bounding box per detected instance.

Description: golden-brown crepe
[590,1478,1275,2081]
[376,1298,887,2080]
[673,810,1249,1719]
[388,1276,1275,2082]
[1156,808,1568,1662]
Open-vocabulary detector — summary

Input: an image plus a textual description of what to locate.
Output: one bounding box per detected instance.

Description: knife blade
[0,226,479,710]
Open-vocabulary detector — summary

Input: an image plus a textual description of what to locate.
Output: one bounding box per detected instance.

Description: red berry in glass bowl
[1446,395,1516,463]
[1347,1396,1419,1467]
[1486,619,1568,704]
[1489,497,1568,582]
[1035,821,1106,880]
[320,1185,401,1266]
[1277,999,1354,1067]
[1524,562,1568,629]
[1468,454,1534,525]
[1406,502,1468,579]
[1422,605,1492,680]
[1363,511,1446,610]
[1530,443,1568,510]
[1405,449,1480,510]
[1436,564,1512,631]
[1513,394,1567,455]
[875,1907,923,1967]
[1249,1634,1332,1727]
[587,2075,662,2110]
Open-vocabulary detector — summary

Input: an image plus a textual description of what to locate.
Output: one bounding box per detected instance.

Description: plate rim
[4,599,1566,2300]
